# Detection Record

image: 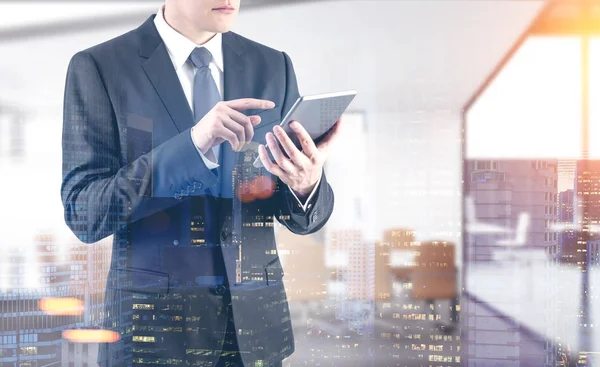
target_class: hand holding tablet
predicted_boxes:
[253,90,357,168]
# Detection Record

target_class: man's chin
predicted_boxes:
[206,17,237,33]
[203,25,233,34]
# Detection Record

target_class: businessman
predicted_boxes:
[61,0,337,366]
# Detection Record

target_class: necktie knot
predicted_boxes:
[189,47,213,69]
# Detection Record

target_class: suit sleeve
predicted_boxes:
[270,52,335,235]
[61,51,218,244]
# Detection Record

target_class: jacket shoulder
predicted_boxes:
[71,25,140,64]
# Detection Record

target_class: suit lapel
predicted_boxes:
[137,15,195,133]
[220,32,250,198]
[222,32,248,102]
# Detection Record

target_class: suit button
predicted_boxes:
[311,209,320,221]
[194,182,203,190]
[212,284,226,296]
[220,230,228,242]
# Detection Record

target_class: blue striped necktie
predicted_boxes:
[188,47,226,279]
[190,47,221,197]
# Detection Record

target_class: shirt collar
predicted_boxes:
[154,5,224,72]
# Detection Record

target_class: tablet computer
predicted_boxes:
[253,90,357,168]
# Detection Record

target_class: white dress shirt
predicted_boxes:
[154,6,319,211]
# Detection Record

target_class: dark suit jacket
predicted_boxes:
[61,14,334,367]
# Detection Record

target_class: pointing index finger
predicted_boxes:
[226,98,275,112]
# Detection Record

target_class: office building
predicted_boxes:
[465,159,558,261]
[464,159,557,365]
[375,228,417,300]
[328,229,374,335]
[574,160,600,239]
[558,189,576,261]
[559,189,575,223]
[0,231,112,366]
[276,228,327,303]
[558,160,576,194]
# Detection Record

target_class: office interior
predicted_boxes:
[0,0,599,366]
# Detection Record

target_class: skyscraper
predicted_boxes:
[559,189,575,223]
[465,159,558,260]
[375,228,416,300]
[464,159,558,365]
[276,228,327,303]
[328,229,374,335]
[574,160,600,237]
[573,160,600,353]
[558,189,577,264]
[558,160,576,194]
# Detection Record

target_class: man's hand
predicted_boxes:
[258,118,342,199]
[191,98,276,153]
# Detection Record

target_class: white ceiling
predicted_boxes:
[233,0,545,113]
[0,1,161,33]
[0,0,317,35]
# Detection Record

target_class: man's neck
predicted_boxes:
[163,5,216,45]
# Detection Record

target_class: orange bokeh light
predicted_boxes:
[62,329,121,343]
[237,176,275,203]
[237,181,255,203]
[253,175,276,199]
[39,298,84,316]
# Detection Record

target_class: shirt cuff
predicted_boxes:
[287,175,322,212]
[191,129,219,169]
